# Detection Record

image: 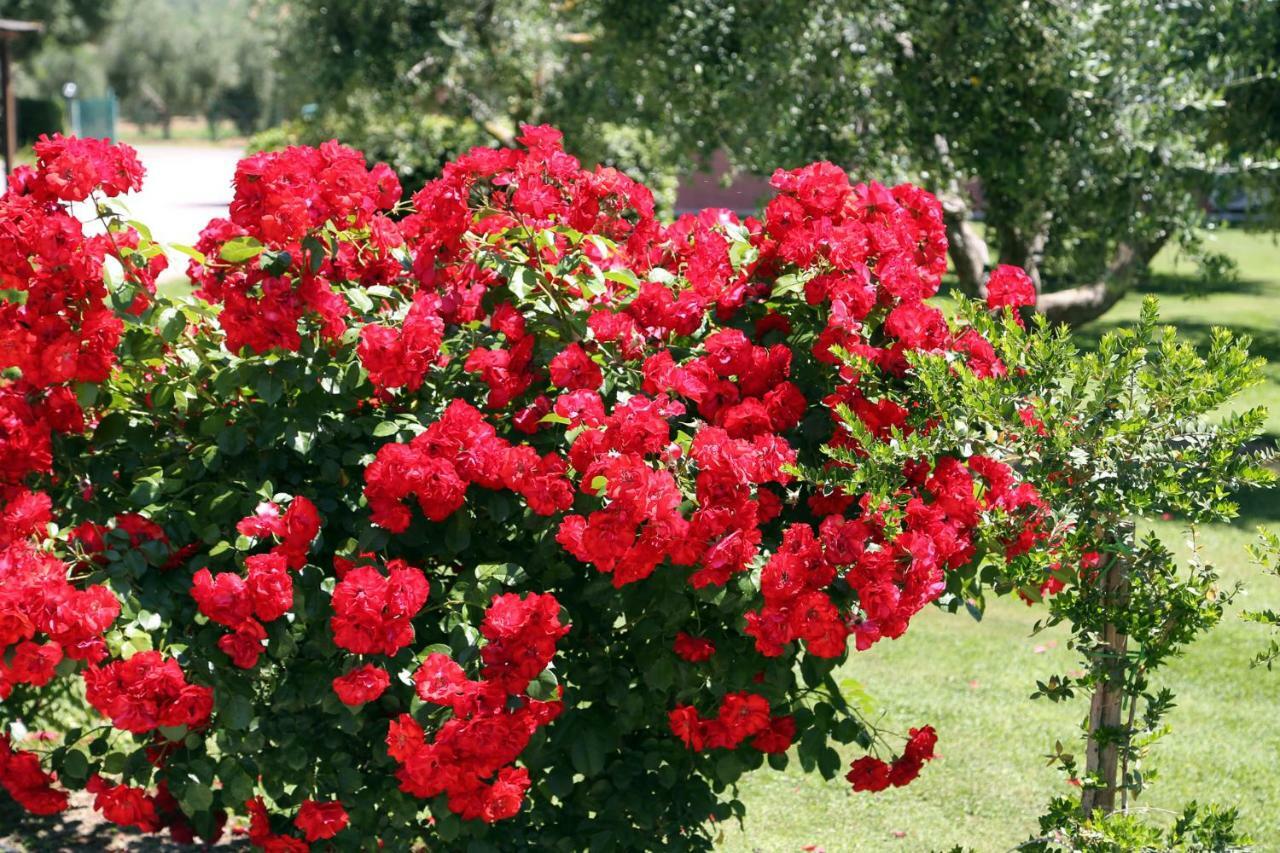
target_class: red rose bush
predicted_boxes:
[0,128,1060,849]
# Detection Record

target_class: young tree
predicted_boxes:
[100,0,277,138]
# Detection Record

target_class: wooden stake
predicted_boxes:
[1081,525,1132,818]
[0,19,46,177]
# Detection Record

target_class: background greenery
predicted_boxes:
[10,0,1280,326]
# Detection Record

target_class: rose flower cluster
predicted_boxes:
[338,127,1045,786]
[391,592,569,821]
[0,127,1058,850]
[190,496,320,668]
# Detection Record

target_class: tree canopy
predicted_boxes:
[575,0,1280,324]
[100,0,278,136]
[0,0,114,52]
[16,0,1280,325]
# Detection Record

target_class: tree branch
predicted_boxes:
[1036,237,1166,327]
[941,196,988,298]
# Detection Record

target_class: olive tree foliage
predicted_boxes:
[261,0,678,203]
[271,0,558,143]
[0,0,114,54]
[1209,1,1280,224]
[3,0,115,100]
[575,0,1280,325]
[101,0,277,137]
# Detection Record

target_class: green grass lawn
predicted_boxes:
[727,229,1280,851]
[1077,228,1280,440]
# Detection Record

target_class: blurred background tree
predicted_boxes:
[101,0,277,138]
[259,0,680,208]
[0,0,113,53]
[2,1,117,145]
[14,0,278,140]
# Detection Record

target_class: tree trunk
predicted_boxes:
[941,197,989,298]
[1037,279,1128,327]
[1081,526,1132,818]
[996,215,1051,294]
[1036,239,1165,327]
[931,135,990,298]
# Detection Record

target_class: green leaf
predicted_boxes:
[181,781,214,813]
[715,752,743,783]
[221,694,254,731]
[217,426,248,456]
[256,373,284,405]
[569,728,608,777]
[222,764,256,804]
[509,266,534,301]
[346,287,374,313]
[75,382,98,409]
[817,746,842,780]
[643,656,674,691]
[772,272,808,297]
[446,514,472,553]
[128,479,159,507]
[434,811,462,842]
[169,242,206,264]
[126,219,154,243]
[302,235,326,274]
[474,562,528,587]
[101,751,127,774]
[157,308,187,342]
[527,668,559,701]
[260,249,293,276]
[93,412,129,444]
[219,236,265,263]
[61,749,89,782]
[545,766,574,798]
[965,597,985,622]
[158,724,187,742]
[603,269,639,290]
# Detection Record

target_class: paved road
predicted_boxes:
[124,144,243,265]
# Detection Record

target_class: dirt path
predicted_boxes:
[0,791,249,851]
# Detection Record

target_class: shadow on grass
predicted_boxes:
[1140,271,1272,298]
[1236,474,1280,527]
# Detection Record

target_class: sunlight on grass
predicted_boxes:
[728,229,1280,851]
[1084,229,1280,438]
[728,520,1280,852]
